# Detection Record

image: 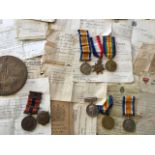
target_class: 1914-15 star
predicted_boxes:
[92,58,104,74]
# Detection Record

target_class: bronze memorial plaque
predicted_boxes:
[0,56,28,96]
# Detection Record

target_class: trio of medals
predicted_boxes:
[78,29,117,75]
[85,95,136,132]
[21,91,50,131]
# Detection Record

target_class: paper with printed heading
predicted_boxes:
[16,20,48,40]
[0,78,51,135]
[25,57,43,79]
[80,19,112,36]
[0,19,45,60]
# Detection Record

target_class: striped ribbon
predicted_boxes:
[122,96,135,116]
[24,91,42,114]
[98,96,113,114]
[103,36,116,59]
[78,29,91,61]
[90,35,104,58]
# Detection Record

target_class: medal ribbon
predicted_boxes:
[90,35,104,58]
[98,96,113,114]
[78,29,91,61]
[24,91,42,114]
[103,36,116,59]
[122,96,135,116]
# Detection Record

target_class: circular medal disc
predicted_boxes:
[86,104,99,117]
[80,62,91,75]
[123,118,136,132]
[21,115,37,131]
[37,111,50,125]
[102,115,115,130]
[105,59,117,72]
[0,56,28,96]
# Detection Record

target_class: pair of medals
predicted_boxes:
[98,96,115,130]
[21,91,50,131]
[85,96,115,130]
[78,30,117,75]
[122,96,136,132]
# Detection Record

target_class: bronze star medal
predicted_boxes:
[92,58,104,74]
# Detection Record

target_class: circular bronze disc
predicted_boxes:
[21,115,37,131]
[86,104,99,117]
[102,115,115,129]
[37,111,50,125]
[105,59,117,72]
[0,56,28,96]
[80,62,91,75]
[123,118,136,132]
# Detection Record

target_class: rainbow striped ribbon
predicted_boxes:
[90,35,104,58]
[78,30,92,61]
[122,96,135,116]
[98,96,113,114]
[103,36,116,59]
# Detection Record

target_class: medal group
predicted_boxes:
[0,20,140,135]
[78,29,117,75]
[78,29,137,132]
